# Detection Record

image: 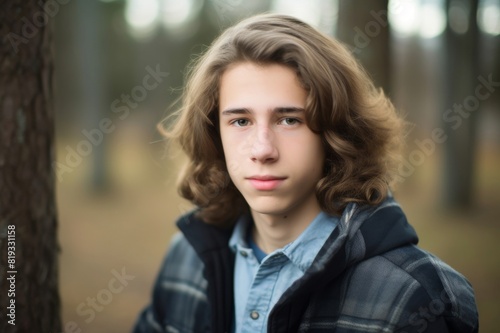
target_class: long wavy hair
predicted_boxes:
[164,13,405,226]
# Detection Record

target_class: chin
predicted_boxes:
[245,197,292,216]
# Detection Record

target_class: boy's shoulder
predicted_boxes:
[159,232,206,285]
[356,244,476,303]
[142,232,209,332]
[316,244,478,332]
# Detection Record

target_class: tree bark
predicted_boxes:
[0,1,61,332]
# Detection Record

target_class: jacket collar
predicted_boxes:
[177,211,236,333]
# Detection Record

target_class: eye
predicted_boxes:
[231,118,250,127]
[279,117,301,126]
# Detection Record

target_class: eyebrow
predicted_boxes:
[220,106,305,116]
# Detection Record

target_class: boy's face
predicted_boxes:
[219,62,325,218]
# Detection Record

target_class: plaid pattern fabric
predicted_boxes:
[133,198,478,333]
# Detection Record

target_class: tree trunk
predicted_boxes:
[442,0,479,208]
[0,1,61,332]
[337,0,391,93]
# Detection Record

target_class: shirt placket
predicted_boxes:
[240,254,287,333]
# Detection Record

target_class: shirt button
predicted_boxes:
[239,250,248,257]
[250,311,259,320]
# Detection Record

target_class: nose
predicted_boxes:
[250,126,278,163]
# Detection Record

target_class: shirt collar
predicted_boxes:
[229,214,252,252]
[281,211,338,272]
[229,211,339,272]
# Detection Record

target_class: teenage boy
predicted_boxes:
[133,14,478,333]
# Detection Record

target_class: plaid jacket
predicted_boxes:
[133,198,479,333]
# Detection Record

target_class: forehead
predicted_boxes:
[219,62,307,112]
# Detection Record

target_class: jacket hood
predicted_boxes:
[298,196,418,281]
[341,196,418,264]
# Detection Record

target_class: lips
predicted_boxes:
[247,175,287,191]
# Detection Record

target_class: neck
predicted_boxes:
[250,197,321,254]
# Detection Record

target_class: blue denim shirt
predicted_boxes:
[229,211,338,333]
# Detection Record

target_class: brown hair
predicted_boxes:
[164,13,405,226]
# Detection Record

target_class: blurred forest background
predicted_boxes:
[44,0,500,331]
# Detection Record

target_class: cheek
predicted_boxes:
[222,131,252,159]
[306,145,325,175]
[226,160,241,183]
[220,133,246,179]
[220,130,235,159]
[288,134,324,165]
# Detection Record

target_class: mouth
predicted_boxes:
[246,175,287,191]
